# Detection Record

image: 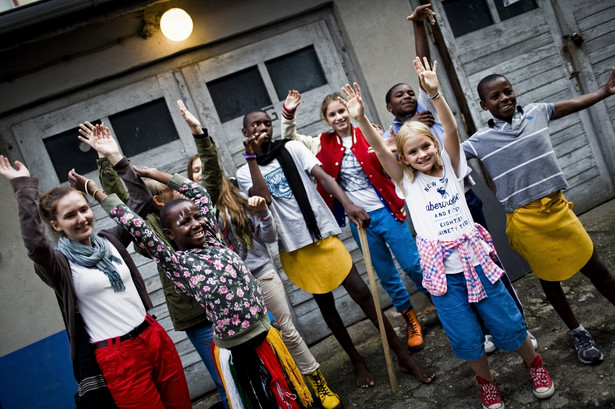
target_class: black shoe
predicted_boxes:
[568,327,604,365]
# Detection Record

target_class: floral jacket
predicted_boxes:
[103,174,269,348]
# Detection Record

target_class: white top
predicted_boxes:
[237,141,341,253]
[339,136,383,212]
[396,151,488,273]
[71,237,146,342]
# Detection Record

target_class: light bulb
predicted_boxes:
[160,8,193,42]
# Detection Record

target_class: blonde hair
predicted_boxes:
[395,121,443,182]
[217,176,253,247]
[143,177,167,197]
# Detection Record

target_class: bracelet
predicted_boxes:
[244,154,257,159]
[84,179,93,195]
[91,189,101,198]
[429,90,441,100]
[256,210,270,221]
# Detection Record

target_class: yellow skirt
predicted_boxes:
[280,236,352,294]
[506,191,593,281]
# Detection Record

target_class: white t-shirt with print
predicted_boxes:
[395,151,487,273]
[237,141,341,253]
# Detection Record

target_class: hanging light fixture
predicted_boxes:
[160,8,193,41]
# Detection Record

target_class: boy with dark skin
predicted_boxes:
[464,67,615,364]
[237,110,436,388]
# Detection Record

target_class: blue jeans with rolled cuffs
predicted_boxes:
[350,206,426,313]
[431,265,527,361]
[185,323,230,409]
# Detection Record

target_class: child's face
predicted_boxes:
[480,77,517,122]
[190,157,202,184]
[164,201,208,250]
[399,133,440,176]
[387,84,417,120]
[324,100,351,136]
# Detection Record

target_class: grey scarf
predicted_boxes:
[57,235,125,292]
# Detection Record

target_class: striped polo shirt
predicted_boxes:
[462,103,568,212]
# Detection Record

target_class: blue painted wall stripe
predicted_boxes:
[0,330,76,409]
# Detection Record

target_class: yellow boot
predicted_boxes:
[305,368,342,409]
[401,308,423,349]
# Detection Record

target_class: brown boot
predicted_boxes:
[401,308,423,349]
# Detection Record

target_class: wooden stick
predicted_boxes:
[358,226,398,393]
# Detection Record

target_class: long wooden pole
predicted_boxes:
[358,227,398,393]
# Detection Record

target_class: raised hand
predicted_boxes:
[284,90,302,111]
[78,122,122,164]
[413,57,439,97]
[407,3,436,24]
[339,82,365,121]
[0,155,30,180]
[385,126,399,153]
[605,66,615,96]
[177,100,203,135]
[243,129,268,155]
[246,195,268,214]
[68,168,92,194]
[371,123,385,136]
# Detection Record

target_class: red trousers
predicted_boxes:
[94,317,191,409]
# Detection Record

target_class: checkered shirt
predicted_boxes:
[417,223,505,303]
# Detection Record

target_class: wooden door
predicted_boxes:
[179,20,389,345]
[429,0,615,213]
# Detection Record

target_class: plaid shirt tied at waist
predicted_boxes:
[417,223,504,303]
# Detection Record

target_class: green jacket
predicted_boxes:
[96,131,223,331]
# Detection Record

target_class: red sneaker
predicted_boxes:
[476,371,504,409]
[525,354,555,399]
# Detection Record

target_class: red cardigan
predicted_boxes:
[316,127,406,224]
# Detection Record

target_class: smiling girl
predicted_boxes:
[0,124,190,409]
[342,57,556,409]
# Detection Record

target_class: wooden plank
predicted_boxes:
[574,2,614,24]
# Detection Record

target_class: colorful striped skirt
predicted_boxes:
[213,327,312,409]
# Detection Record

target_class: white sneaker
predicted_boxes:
[484,335,497,353]
[527,330,538,350]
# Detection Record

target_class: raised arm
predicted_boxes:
[413,57,461,175]
[178,100,223,204]
[281,90,322,154]
[408,4,435,76]
[1,156,67,287]
[552,67,615,120]
[243,131,272,203]
[74,123,153,219]
[341,83,405,185]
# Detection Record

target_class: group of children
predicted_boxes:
[2,4,615,409]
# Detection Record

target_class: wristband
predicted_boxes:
[84,179,93,195]
[91,189,101,198]
[244,154,257,160]
[429,90,441,100]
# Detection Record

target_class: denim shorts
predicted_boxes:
[431,265,527,361]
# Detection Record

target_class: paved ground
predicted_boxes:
[195,199,615,409]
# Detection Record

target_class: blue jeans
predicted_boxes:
[431,266,527,361]
[350,207,426,312]
[185,324,229,409]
